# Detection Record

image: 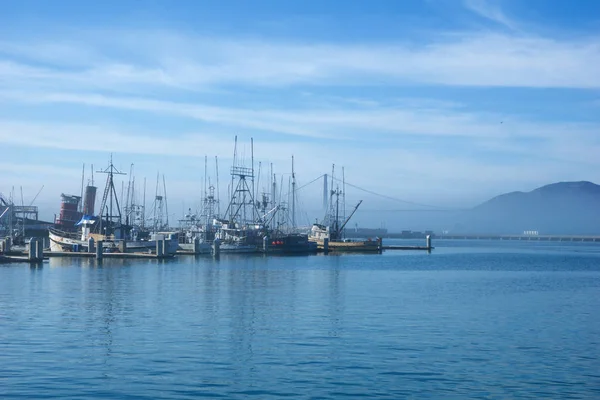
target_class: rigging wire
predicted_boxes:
[293,174,326,193]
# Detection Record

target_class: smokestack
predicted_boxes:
[83,185,97,215]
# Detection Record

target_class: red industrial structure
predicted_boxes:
[55,194,82,229]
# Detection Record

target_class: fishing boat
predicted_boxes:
[212,137,267,254]
[309,169,382,253]
[48,218,179,254]
[177,160,220,255]
[260,155,318,255]
[267,233,318,254]
[48,158,178,254]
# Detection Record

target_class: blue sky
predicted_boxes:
[1,0,599,227]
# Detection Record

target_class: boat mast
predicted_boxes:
[125,163,133,224]
[335,186,339,240]
[163,175,169,229]
[256,161,261,212]
[291,155,296,230]
[230,136,237,222]
[79,163,85,213]
[96,155,126,234]
[215,156,220,217]
[342,166,346,239]
[204,155,208,215]
[20,186,24,239]
[251,137,255,222]
[154,172,159,232]
[270,163,275,209]
[142,177,146,229]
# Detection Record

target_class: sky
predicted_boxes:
[1,0,599,228]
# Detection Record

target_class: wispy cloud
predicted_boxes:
[2,90,598,144]
[1,17,599,214]
[463,0,518,30]
[1,30,599,90]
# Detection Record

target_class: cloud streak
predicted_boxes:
[463,0,518,30]
[2,90,598,145]
[1,29,599,90]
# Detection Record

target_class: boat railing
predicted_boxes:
[49,227,80,240]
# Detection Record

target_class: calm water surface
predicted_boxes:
[1,240,599,399]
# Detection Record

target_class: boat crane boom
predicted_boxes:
[339,200,363,233]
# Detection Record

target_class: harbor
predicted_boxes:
[1,138,439,263]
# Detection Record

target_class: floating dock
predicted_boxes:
[3,250,174,260]
[381,235,433,252]
[0,255,47,264]
[382,245,433,251]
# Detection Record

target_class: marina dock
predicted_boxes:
[3,250,174,260]
[382,245,433,251]
[0,234,435,263]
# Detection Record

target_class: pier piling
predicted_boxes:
[212,238,221,257]
[96,240,103,260]
[88,237,95,254]
[323,238,329,254]
[156,239,164,257]
[35,239,43,260]
[426,235,432,250]
[28,238,43,262]
[28,238,36,261]
[193,237,200,254]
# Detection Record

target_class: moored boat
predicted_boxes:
[267,233,318,254]
[308,171,381,253]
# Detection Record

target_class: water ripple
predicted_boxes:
[1,244,599,398]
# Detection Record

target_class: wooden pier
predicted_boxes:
[2,249,174,261]
[0,255,47,264]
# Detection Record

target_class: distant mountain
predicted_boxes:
[453,181,600,235]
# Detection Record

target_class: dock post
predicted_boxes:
[28,238,36,261]
[35,238,43,261]
[156,239,164,257]
[0,239,4,253]
[119,240,127,253]
[193,237,200,254]
[378,237,383,253]
[88,237,95,254]
[323,238,329,254]
[263,235,269,253]
[212,238,221,257]
[426,235,432,250]
[162,238,167,257]
[96,240,103,260]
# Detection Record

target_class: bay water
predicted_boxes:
[1,239,599,398]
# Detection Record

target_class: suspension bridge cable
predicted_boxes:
[330,175,448,210]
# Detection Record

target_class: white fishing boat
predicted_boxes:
[49,158,179,255]
[49,217,179,254]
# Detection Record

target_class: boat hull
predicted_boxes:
[178,242,212,254]
[313,238,382,252]
[267,234,318,254]
[216,243,259,253]
[48,230,179,254]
